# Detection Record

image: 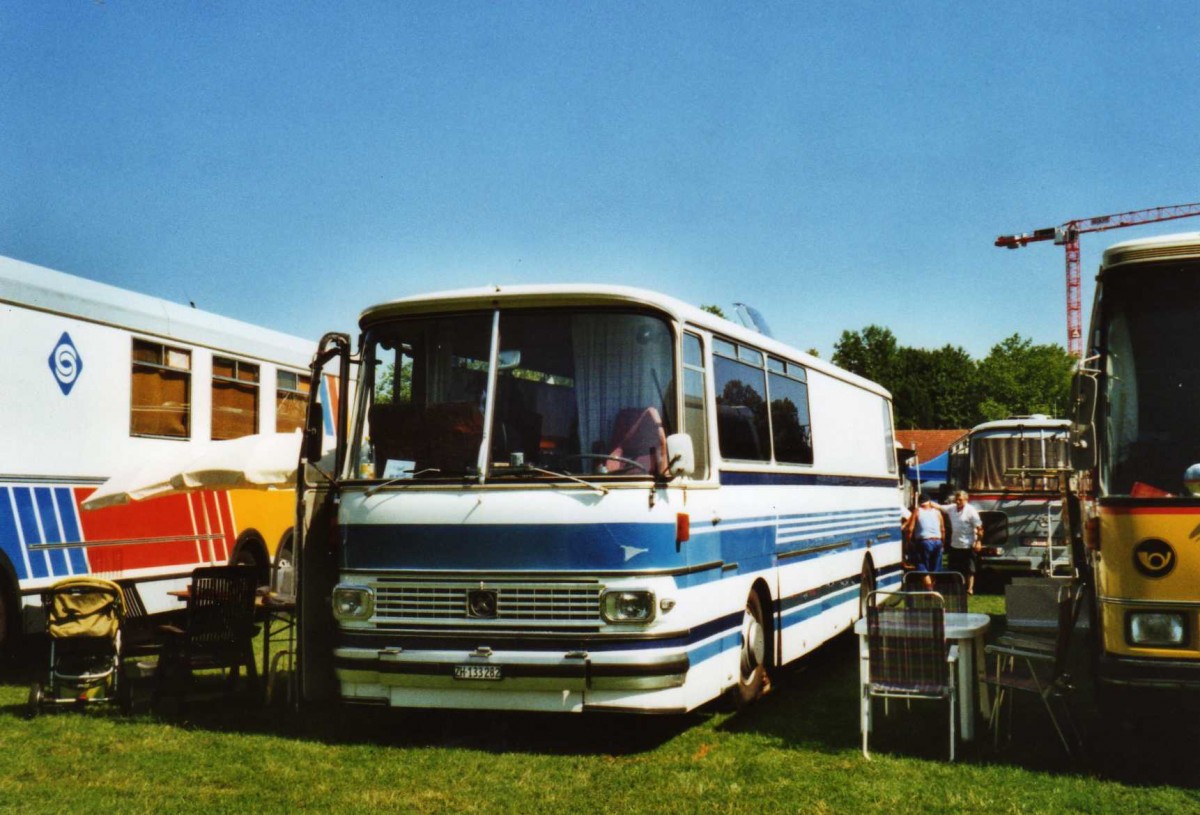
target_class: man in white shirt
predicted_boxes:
[941,490,984,594]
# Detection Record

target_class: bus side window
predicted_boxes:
[682,333,709,477]
[131,338,192,438]
[768,359,812,465]
[713,338,769,463]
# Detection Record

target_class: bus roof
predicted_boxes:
[969,415,1069,435]
[1101,232,1200,271]
[0,255,314,368]
[359,283,891,399]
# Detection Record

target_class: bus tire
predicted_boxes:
[231,534,269,587]
[859,555,877,617]
[732,589,770,708]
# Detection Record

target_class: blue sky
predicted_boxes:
[3,2,1199,359]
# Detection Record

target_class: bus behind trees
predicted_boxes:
[1071,232,1200,695]
[0,256,323,654]
[296,284,903,713]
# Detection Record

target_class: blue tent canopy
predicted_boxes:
[905,450,949,484]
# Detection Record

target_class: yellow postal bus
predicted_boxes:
[1072,232,1200,694]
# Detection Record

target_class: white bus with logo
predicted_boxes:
[0,255,333,654]
[296,284,904,713]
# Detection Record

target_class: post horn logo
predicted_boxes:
[48,332,83,396]
[1133,538,1176,578]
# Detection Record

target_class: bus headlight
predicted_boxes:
[332,585,375,621]
[1128,612,1187,647]
[601,589,656,623]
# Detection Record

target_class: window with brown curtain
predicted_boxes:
[276,370,311,433]
[131,339,192,438]
[212,356,260,439]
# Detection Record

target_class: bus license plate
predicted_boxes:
[454,664,502,681]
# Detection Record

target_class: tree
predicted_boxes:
[833,325,1071,429]
[976,335,1074,421]
[832,325,901,388]
[700,304,726,319]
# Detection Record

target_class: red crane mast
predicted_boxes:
[995,202,1200,357]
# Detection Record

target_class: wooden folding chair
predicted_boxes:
[154,566,260,703]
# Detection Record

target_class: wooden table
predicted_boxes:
[855,611,992,741]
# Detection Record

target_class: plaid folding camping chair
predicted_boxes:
[861,590,958,761]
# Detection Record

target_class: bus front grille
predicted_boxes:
[372,580,604,624]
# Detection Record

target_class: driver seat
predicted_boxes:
[607,407,666,474]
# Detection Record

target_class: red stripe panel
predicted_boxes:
[74,488,203,573]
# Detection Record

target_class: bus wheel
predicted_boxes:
[859,557,877,617]
[232,541,268,588]
[733,590,769,708]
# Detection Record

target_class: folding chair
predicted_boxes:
[154,566,260,703]
[861,590,958,761]
[901,571,967,613]
[985,582,1082,756]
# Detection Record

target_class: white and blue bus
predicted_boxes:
[298,285,904,713]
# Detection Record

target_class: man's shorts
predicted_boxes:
[946,546,977,575]
[913,538,943,573]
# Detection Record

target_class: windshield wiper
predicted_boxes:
[364,468,443,496]
[489,465,608,496]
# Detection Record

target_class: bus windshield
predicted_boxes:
[1103,265,1200,496]
[355,309,675,481]
[968,434,1068,492]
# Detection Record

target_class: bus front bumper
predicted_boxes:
[1098,652,1200,691]
[333,645,692,711]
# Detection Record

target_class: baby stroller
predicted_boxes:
[27,577,128,716]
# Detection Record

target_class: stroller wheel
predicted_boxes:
[26,682,43,719]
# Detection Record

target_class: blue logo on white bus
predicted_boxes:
[48,331,83,395]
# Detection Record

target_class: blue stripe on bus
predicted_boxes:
[0,488,27,581]
[342,517,901,584]
[719,472,900,488]
[341,523,681,572]
[34,488,70,577]
[53,487,89,574]
[13,488,48,579]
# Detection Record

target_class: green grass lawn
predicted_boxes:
[0,591,1196,815]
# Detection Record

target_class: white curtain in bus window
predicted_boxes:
[276,371,311,433]
[713,338,770,462]
[212,356,260,440]
[768,359,813,465]
[570,314,672,469]
[131,339,192,438]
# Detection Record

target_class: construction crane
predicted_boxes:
[995,202,1200,357]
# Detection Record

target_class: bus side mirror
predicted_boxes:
[303,400,325,464]
[1069,373,1097,470]
[665,433,695,478]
